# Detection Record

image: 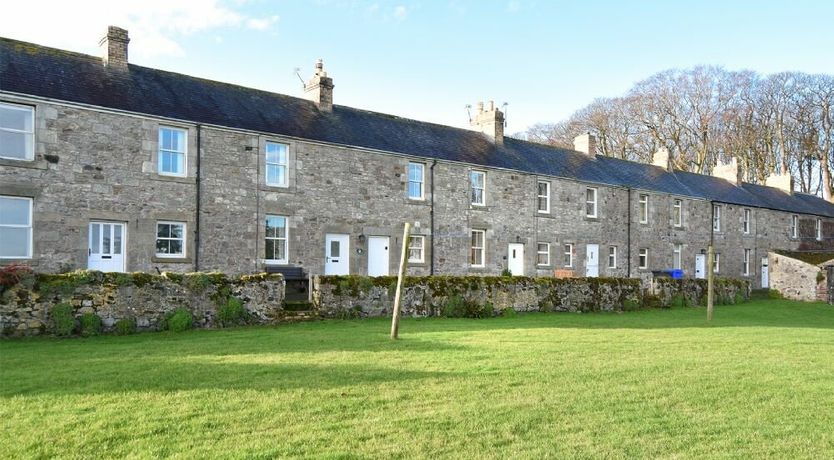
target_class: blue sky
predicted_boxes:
[3,0,833,133]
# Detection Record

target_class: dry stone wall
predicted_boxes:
[0,270,284,337]
[652,277,751,306]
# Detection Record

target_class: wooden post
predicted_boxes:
[707,244,714,321]
[390,223,411,340]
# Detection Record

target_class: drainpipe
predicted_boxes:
[627,187,632,278]
[194,124,202,271]
[430,159,437,275]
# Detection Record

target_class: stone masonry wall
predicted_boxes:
[652,277,751,307]
[0,270,284,337]
[768,252,824,302]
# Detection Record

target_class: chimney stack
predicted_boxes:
[304,59,334,112]
[652,147,674,172]
[99,26,129,70]
[765,173,794,195]
[470,100,504,145]
[573,133,597,157]
[712,157,742,185]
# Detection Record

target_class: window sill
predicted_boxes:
[149,174,195,185]
[0,157,47,169]
[152,256,191,264]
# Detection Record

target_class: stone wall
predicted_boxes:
[312,275,643,317]
[652,277,751,307]
[0,270,284,337]
[768,252,826,302]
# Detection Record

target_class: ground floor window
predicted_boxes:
[155,221,186,257]
[743,249,751,276]
[408,235,425,263]
[265,215,288,263]
[470,230,485,267]
[0,195,32,259]
[714,253,721,273]
[537,243,550,266]
[563,243,573,267]
[638,248,648,269]
[673,244,682,270]
[608,246,616,269]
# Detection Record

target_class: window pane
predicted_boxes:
[0,227,30,257]
[265,239,275,259]
[156,239,169,254]
[114,225,122,254]
[266,165,279,185]
[91,224,100,254]
[0,130,32,159]
[157,224,170,238]
[170,224,183,239]
[276,165,286,185]
[408,164,423,182]
[173,152,184,174]
[102,224,111,254]
[169,240,183,255]
[0,197,30,225]
[0,105,33,131]
[471,188,483,204]
[408,181,422,198]
[331,240,340,258]
[275,240,286,260]
[471,172,483,188]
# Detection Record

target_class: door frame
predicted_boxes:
[87,221,127,272]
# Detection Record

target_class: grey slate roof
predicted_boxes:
[3,36,834,217]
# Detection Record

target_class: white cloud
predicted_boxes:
[0,0,278,59]
[393,5,408,21]
[246,15,280,31]
[507,1,521,13]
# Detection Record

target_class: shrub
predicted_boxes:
[670,294,686,308]
[623,298,640,312]
[0,263,34,289]
[734,293,745,304]
[165,308,194,332]
[642,293,662,309]
[114,318,137,335]
[441,295,493,318]
[218,297,246,327]
[335,305,363,320]
[501,307,518,317]
[500,268,512,277]
[441,294,466,318]
[477,302,494,319]
[51,303,76,337]
[79,313,102,337]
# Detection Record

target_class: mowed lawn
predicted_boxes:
[1,300,833,458]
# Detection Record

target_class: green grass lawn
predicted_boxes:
[1,300,833,458]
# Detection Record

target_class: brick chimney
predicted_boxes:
[712,157,742,185]
[573,133,597,157]
[471,101,504,145]
[99,26,129,70]
[765,172,794,194]
[304,59,334,112]
[652,147,673,172]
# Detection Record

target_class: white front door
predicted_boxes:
[761,257,769,288]
[585,244,599,277]
[508,243,524,276]
[325,233,350,275]
[695,254,706,279]
[88,222,126,272]
[367,236,390,276]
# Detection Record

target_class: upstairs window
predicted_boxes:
[816,218,822,241]
[265,215,288,264]
[265,142,289,187]
[639,194,649,223]
[407,162,425,200]
[408,235,425,263]
[712,205,721,232]
[673,199,683,227]
[155,221,186,258]
[537,243,550,266]
[743,209,751,234]
[0,102,35,161]
[470,229,485,267]
[158,127,187,177]
[470,171,485,206]
[537,181,550,213]
[585,188,598,218]
[790,215,798,239]
[0,195,33,259]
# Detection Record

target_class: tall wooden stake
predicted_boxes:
[707,244,715,321]
[390,223,411,340]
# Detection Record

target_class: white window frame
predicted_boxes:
[673,199,683,227]
[585,188,598,218]
[0,195,33,259]
[537,242,550,266]
[713,205,721,232]
[407,162,425,200]
[608,246,617,269]
[639,194,649,224]
[743,209,751,234]
[638,248,648,269]
[537,181,550,213]
[563,243,574,268]
[407,235,425,263]
[743,249,751,276]
[673,244,682,270]
[155,221,187,258]
[158,126,188,177]
[265,141,289,187]
[714,253,721,273]
[0,102,35,161]
[470,229,485,267]
[264,215,289,264]
[816,218,822,241]
[470,170,486,206]
[791,215,798,239]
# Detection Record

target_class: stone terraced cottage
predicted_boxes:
[2,26,834,289]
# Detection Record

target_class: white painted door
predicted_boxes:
[585,244,599,277]
[325,234,350,275]
[508,243,524,276]
[88,222,126,272]
[761,257,769,288]
[695,254,706,279]
[367,236,390,276]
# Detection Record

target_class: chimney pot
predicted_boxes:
[304,59,334,112]
[470,100,504,145]
[99,26,129,70]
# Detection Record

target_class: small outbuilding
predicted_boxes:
[767,251,834,302]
